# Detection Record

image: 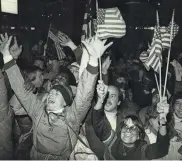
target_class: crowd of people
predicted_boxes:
[0,29,181,160]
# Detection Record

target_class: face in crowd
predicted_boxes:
[152,93,160,105]
[174,98,182,119]
[46,89,66,115]
[68,66,79,83]
[104,86,121,112]
[28,70,44,88]
[33,59,45,71]
[149,114,160,132]
[120,117,141,145]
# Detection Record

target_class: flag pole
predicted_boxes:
[46,23,52,45]
[156,10,162,101]
[154,73,160,96]
[163,9,175,97]
[44,23,52,56]
[96,0,102,81]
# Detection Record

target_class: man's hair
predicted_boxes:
[23,65,42,81]
[172,91,182,106]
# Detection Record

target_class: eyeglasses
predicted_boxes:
[122,124,139,134]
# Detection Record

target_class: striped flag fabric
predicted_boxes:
[81,0,95,41]
[48,28,66,60]
[160,21,179,49]
[96,7,126,39]
[145,26,163,72]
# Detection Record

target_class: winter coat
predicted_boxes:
[92,108,169,160]
[5,60,98,160]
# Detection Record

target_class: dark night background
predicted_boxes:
[0,0,182,60]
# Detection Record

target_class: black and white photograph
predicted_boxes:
[0,0,182,160]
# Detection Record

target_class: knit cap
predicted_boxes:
[51,85,73,106]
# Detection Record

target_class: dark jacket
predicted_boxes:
[0,70,13,159]
[93,108,170,160]
[5,60,98,160]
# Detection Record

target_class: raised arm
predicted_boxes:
[0,37,13,159]
[142,131,169,160]
[92,81,114,145]
[58,32,82,64]
[66,36,113,127]
[142,99,170,159]
[1,34,44,119]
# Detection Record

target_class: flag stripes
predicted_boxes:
[48,29,66,60]
[160,22,179,49]
[143,27,163,72]
[96,7,126,39]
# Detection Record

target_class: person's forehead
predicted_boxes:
[49,89,62,95]
[108,86,119,95]
[175,99,182,103]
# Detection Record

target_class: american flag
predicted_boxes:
[145,26,163,72]
[81,0,95,41]
[160,21,179,49]
[96,7,126,39]
[48,28,66,60]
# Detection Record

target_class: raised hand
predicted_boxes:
[157,97,169,123]
[0,33,12,57]
[82,35,113,60]
[96,80,108,103]
[10,37,22,59]
[58,32,71,46]
[102,56,111,74]
[58,32,77,51]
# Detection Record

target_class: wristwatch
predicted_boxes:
[160,123,167,127]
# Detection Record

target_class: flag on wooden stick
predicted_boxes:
[160,21,179,49]
[96,7,126,39]
[144,26,163,72]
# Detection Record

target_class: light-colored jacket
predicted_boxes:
[0,70,13,159]
[5,60,98,160]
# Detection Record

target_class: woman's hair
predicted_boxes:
[144,105,158,128]
[119,115,145,140]
[145,104,175,139]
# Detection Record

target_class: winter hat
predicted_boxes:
[51,85,73,106]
